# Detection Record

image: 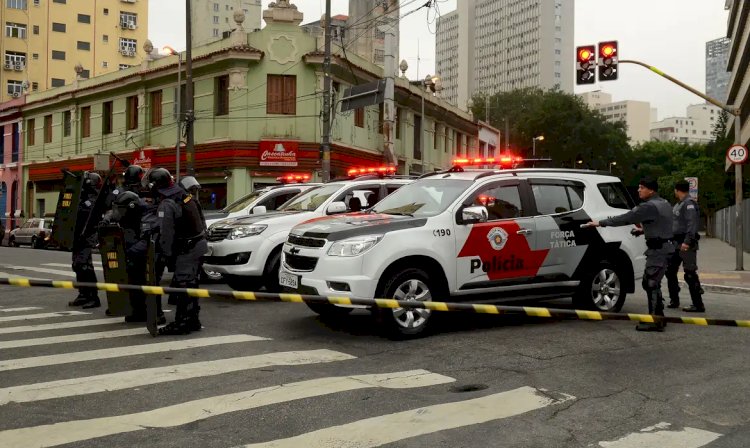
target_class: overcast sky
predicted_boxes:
[149,0,730,120]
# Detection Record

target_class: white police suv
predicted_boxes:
[280,165,647,337]
[204,169,414,292]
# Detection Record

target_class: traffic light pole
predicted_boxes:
[619,59,743,271]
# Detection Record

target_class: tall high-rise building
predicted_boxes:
[706,37,731,103]
[347,0,399,68]
[436,0,574,110]
[0,0,149,103]
[191,0,262,48]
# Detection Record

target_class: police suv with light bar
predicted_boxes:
[280,159,647,337]
[203,167,413,292]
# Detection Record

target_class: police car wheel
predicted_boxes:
[263,250,283,293]
[574,262,626,312]
[376,268,437,338]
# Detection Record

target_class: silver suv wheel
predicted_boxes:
[591,268,621,311]
[391,279,432,330]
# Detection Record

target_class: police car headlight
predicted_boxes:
[227,224,267,240]
[327,235,383,257]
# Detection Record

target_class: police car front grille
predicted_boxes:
[287,234,326,248]
[285,254,318,271]
[207,228,231,242]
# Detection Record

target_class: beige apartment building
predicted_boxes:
[726,0,749,146]
[578,91,653,146]
[0,0,148,103]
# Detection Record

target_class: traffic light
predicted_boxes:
[576,45,596,85]
[598,41,618,81]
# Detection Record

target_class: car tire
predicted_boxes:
[224,274,260,292]
[375,267,439,339]
[9,236,17,247]
[573,261,627,312]
[263,249,283,293]
[306,302,354,318]
[31,236,39,249]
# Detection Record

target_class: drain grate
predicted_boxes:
[450,384,489,393]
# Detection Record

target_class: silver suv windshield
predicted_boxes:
[280,184,340,212]
[222,190,265,213]
[371,179,472,217]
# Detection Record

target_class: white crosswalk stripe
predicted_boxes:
[0,264,80,278]
[0,311,90,323]
[0,328,147,349]
[598,422,722,447]
[43,263,103,272]
[0,318,125,335]
[0,370,455,448]
[0,349,356,406]
[0,307,43,313]
[239,386,574,448]
[0,334,267,371]
[0,272,48,281]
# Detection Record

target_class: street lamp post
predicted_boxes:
[164,46,182,182]
[609,161,617,173]
[532,135,544,158]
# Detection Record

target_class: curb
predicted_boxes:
[679,281,750,296]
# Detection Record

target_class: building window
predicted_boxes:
[52,0,66,3]
[102,101,113,134]
[80,69,89,78]
[266,75,296,115]
[51,22,66,32]
[150,90,162,127]
[444,127,450,153]
[63,110,71,137]
[395,108,401,139]
[78,14,91,24]
[77,41,90,51]
[44,114,52,143]
[6,0,27,10]
[213,16,219,24]
[414,115,422,160]
[5,23,27,39]
[103,8,108,15]
[7,80,23,97]
[81,106,91,137]
[378,103,384,134]
[119,38,137,55]
[213,2,219,11]
[11,123,19,162]
[354,108,364,128]
[27,118,34,145]
[51,50,66,60]
[120,12,137,29]
[434,123,439,149]
[33,25,39,34]
[213,28,219,37]
[215,75,229,116]
[31,81,38,91]
[4,52,26,68]
[126,95,138,130]
[103,34,109,43]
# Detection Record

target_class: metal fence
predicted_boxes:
[712,198,750,252]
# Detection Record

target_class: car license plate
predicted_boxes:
[279,271,299,289]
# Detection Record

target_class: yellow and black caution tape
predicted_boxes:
[1,276,749,328]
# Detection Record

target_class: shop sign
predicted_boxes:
[259,141,298,167]
[133,149,154,169]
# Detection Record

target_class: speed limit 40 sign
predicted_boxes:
[727,144,748,164]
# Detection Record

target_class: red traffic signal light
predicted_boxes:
[576,45,596,85]
[598,41,618,81]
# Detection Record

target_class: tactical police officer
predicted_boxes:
[123,165,144,192]
[584,177,674,332]
[69,172,103,309]
[144,168,207,335]
[666,180,704,312]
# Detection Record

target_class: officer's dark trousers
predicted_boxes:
[641,245,673,327]
[127,259,147,317]
[171,239,208,325]
[666,241,703,308]
[72,246,98,298]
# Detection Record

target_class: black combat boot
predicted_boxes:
[683,272,705,312]
[68,294,88,306]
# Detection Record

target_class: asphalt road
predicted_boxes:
[0,245,749,448]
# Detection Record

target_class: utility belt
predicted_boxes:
[673,233,699,247]
[177,232,206,253]
[645,238,671,250]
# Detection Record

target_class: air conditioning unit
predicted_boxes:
[128,23,137,30]
[120,21,129,29]
[14,64,23,71]
[127,50,135,57]
[11,92,20,98]
[3,64,11,70]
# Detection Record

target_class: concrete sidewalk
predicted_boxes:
[684,236,750,295]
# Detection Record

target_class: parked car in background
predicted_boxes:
[8,218,54,249]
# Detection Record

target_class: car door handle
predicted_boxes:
[516,229,533,235]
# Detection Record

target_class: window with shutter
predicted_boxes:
[267,75,296,115]
[81,106,91,137]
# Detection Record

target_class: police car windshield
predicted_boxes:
[222,190,265,213]
[372,179,472,217]
[280,184,340,212]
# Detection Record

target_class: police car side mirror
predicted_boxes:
[327,202,347,215]
[460,206,489,225]
[251,206,267,215]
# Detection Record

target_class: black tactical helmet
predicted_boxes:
[123,165,144,187]
[142,167,173,192]
[111,191,142,222]
[83,171,102,189]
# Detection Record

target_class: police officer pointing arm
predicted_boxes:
[583,177,674,332]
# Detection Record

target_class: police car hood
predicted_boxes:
[291,213,427,241]
[212,210,313,229]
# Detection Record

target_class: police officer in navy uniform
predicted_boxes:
[144,168,207,335]
[69,172,103,309]
[584,177,675,332]
[666,180,704,312]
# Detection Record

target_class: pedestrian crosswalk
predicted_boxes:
[0,262,102,280]
[0,303,726,448]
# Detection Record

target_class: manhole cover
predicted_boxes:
[450,384,488,393]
